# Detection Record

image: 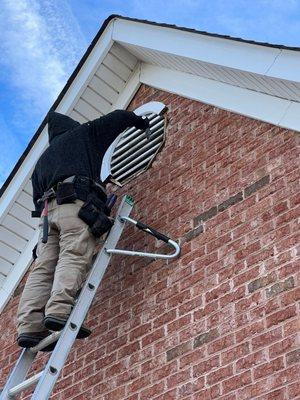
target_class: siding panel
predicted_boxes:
[74,99,102,121]
[82,87,111,114]
[0,226,27,252]
[0,242,20,264]
[3,215,35,240]
[95,64,126,92]
[89,75,119,104]
[110,43,137,69]
[23,181,33,196]
[103,53,133,81]
[10,204,38,229]
[16,191,35,211]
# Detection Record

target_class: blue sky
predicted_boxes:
[1,0,300,188]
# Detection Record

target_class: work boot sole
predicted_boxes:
[17,332,57,352]
[44,316,91,339]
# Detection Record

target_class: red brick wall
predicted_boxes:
[1,84,299,399]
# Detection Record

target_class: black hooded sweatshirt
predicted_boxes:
[32,110,147,215]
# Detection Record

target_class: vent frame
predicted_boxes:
[101,101,167,186]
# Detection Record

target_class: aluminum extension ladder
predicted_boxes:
[0,195,180,400]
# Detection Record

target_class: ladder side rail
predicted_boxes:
[0,349,37,400]
[0,332,62,400]
[8,371,44,398]
[31,196,133,400]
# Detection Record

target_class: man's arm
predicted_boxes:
[88,109,149,149]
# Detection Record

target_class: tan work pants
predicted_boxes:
[17,199,97,335]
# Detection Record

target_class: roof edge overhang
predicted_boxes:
[1,14,300,199]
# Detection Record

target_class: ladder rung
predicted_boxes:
[8,371,44,397]
[30,331,62,353]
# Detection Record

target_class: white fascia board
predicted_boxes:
[140,63,299,132]
[0,230,39,313]
[279,101,300,131]
[267,49,300,83]
[113,19,281,77]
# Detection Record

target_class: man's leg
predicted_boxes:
[17,223,59,335]
[45,200,96,319]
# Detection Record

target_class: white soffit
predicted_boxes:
[120,44,300,103]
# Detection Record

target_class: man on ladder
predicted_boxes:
[17,109,149,350]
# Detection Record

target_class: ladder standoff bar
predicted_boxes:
[106,216,180,259]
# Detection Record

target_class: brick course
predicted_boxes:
[0,84,299,399]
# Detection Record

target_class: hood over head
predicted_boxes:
[47,111,80,143]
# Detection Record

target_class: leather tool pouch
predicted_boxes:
[78,193,112,238]
[56,182,77,205]
[90,213,113,238]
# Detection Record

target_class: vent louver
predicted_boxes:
[101,101,167,186]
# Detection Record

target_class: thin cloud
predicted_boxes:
[0,0,87,113]
[0,116,24,187]
[0,0,87,188]
[84,0,300,47]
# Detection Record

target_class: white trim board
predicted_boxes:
[113,19,300,83]
[267,49,300,82]
[140,63,300,132]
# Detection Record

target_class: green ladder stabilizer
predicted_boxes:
[0,195,180,400]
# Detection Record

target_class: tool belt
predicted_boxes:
[36,176,112,243]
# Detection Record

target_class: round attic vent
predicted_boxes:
[101,101,167,186]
